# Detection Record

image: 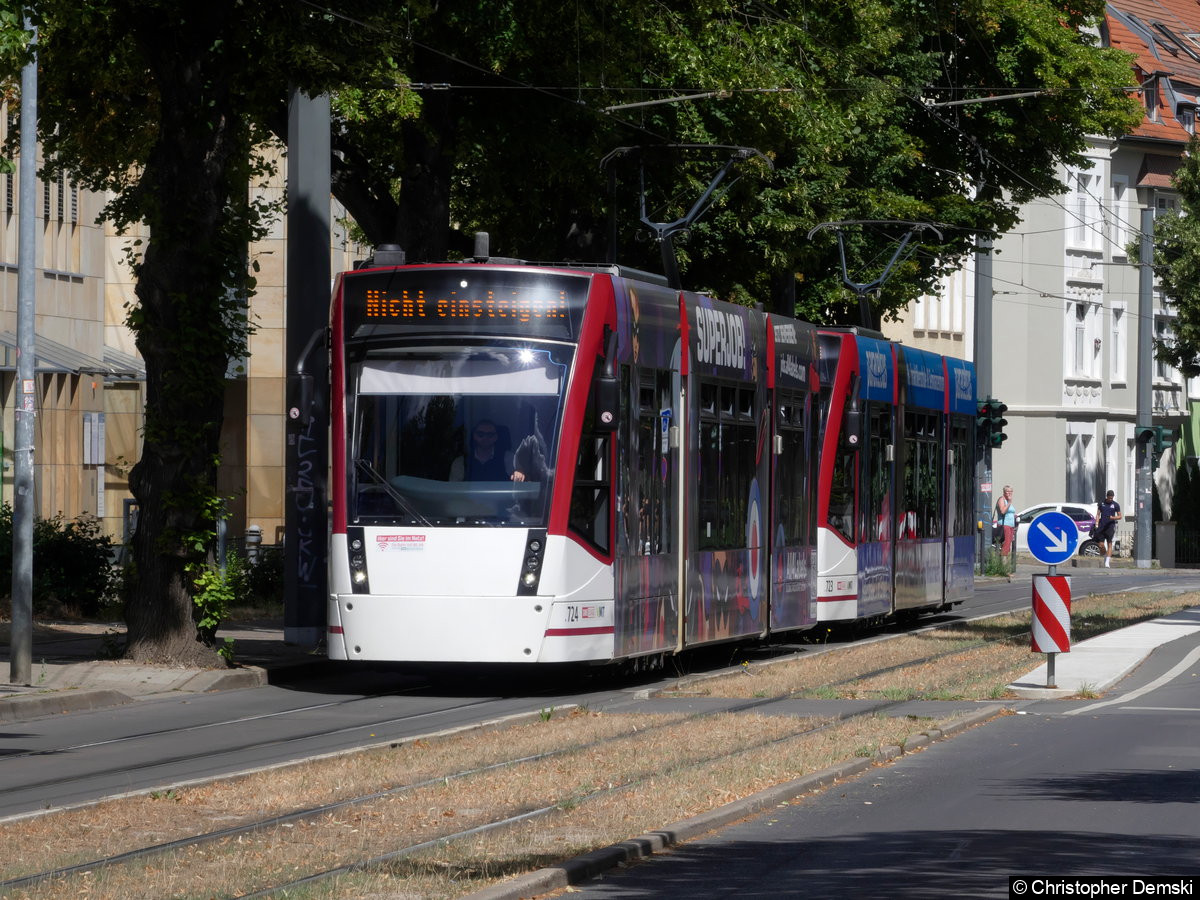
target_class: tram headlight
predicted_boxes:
[353,571,368,584]
[522,572,538,587]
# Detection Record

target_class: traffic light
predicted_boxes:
[987,398,1008,448]
[977,397,1008,449]
[1136,425,1176,466]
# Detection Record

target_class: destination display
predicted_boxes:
[343,269,591,340]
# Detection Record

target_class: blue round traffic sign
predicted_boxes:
[1025,511,1079,566]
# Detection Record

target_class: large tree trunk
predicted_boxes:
[121,17,254,667]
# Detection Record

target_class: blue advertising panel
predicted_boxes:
[901,345,948,411]
[856,336,894,404]
[945,356,976,415]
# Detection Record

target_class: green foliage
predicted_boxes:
[190,559,237,663]
[243,546,284,607]
[325,0,1142,324]
[1148,136,1200,378]
[0,1,411,662]
[981,546,1014,577]
[0,504,120,617]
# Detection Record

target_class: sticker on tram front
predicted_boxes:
[375,534,427,552]
[565,604,608,623]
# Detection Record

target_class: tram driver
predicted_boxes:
[449,419,516,482]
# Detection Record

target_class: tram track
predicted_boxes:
[3,587,1189,898]
[0,689,918,898]
[0,610,1038,897]
[0,691,511,817]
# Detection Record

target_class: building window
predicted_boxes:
[1157,194,1181,215]
[1066,297,1101,379]
[1180,105,1196,134]
[1155,317,1174,382]
[1110,177,1130,256]
[1111,304,1126,384]
[1074,305,1086,373]
[1070,169,1102,251]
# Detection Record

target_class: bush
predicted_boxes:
[0,503,120,617]
[981,546,1014,577]
[215,545,284,621]
[244,546,284,606]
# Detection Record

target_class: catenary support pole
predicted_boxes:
[283,89,331,646]
[974,236,993,572]
[1135,208,1153,569]
[9,22,36,686]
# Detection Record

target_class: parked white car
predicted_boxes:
[1011,502,1102,557]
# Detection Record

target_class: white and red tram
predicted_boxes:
[815,329,976,624]
[326,260,823,664]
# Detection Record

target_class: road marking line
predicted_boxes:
[1065,644,1200,716]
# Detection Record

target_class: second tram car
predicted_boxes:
[325,257,975,665]
[816,329,976,624]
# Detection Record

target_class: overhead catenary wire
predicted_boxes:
[298,0,1152,273]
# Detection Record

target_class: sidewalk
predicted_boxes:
[0,620,325,723]
[1007,605,1200,698]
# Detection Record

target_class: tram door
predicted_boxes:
[857,401,895,618]
[614,365,679,658]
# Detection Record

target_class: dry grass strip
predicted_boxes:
[1,590,1191,899]
[685,591,1198,701]
[0,711,958,900]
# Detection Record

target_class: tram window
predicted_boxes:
[630,369,674,555]
[900,410,944,539]
[700,382,717,414]
[720,385,736,417]
[348,344,570,527]
[947,418,972,538]
[698,420,721,550]
[697,378,755,550]
[775,391,808,545]
[738,388,754,420]
[827,385,856,543]
[570,428,611,554]
[863,405,892,542]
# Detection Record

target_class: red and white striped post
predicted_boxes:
[1032,574,1071,687]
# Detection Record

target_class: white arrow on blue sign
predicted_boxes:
[1025,510,1079,566]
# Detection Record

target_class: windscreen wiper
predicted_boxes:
[354,458,433,527]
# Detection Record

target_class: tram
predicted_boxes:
[815,329,976,624]
[326,256,822,664]
[324,253,975,665]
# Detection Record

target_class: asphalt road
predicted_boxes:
[553,613,1200,899]
[0,567,1197,822]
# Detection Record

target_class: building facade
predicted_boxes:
[0,115,365,551]
[886,0,1199,546]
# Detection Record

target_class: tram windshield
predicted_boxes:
[349,343,573,526]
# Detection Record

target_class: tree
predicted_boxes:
[0,2,406,665]
[324,0,1142,325]
[0,0,1143,664]
[1148,136,1200,378]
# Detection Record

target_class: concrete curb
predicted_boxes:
[464,705,1008,900]
[0,665,275,723]
[0,689,133,723]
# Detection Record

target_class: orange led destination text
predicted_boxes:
[364,289,568,322]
